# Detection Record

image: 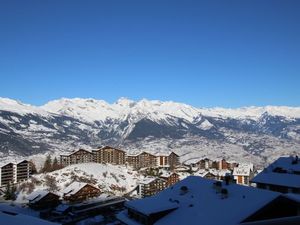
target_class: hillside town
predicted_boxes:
[0,145,300,224]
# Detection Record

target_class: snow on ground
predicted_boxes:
[16,163,145,203]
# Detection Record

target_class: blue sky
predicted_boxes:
[0,0,299,107]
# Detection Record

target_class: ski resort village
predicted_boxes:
[0,145,300,225]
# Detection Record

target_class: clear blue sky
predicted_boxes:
[0,0,299,107]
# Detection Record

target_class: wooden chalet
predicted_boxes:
[92,146,125,165]
[62,182,101,202]
[160,172,180,187]
[60,149,94,167]
[27,190,60,209]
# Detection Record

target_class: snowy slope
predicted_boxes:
[16,163,145,202]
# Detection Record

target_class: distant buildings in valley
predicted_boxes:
[0,160,32,187]
[60,146,180,170]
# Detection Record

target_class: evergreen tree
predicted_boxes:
[52,157,60,171]
[4,182,16,200]
[41,154,52,173]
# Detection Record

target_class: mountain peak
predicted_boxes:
[115,97,136,107]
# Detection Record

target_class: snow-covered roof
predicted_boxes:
[251,156,300,188]
[233,163,253,176]
[0,159,29,168]
[193,169,231,178]
[62,182,91,197]
[125,198,179,216]
[118,176,281,225]
[27,190,52,203]
[251,171,300,188]
[0,211,59,225]
[160,171,177,178]
[139,177,158,185]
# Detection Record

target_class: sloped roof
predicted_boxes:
[27,190,53,203]
[119,176,281,225]
[62,182,97,197]
[0,211,59,225]
[233,163,253,176]
[251,156,300,188]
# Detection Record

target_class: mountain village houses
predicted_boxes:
[1,152,300,225]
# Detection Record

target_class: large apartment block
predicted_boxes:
[138,177,167,198]
[92,146,125,165]
[60,147,180,170]
[127,151,180,170]
[60,149,94,167]
[0,160,31,187]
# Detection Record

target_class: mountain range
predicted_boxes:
[0,97,300,167]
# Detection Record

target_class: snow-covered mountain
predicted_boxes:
[1,97,300,166]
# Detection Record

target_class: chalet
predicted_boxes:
[62,182,100,202]
[0,163,15,187]
[203,171,217,180]
[192,158,209,169]
[27,190,60,209]
[138,177,167,198]
[92,146,125,165]
[160,172,180,187]
[193,168,231,182]
[251,156,300,194]
[60,149,94,167]
[117,176,300,225]
[233,163,254,185]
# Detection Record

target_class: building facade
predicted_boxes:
[138,178,167,198]
[60,149,94,167]
[92,146,125,165]
[63,182,101,202]
[0,160,31,187]
[160,172,180,187]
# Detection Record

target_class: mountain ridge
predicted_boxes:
[0,97,300,167]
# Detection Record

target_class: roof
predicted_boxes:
[233,163,253,176]
[62,182,96,197]
[125,198,179,216]
[119,176,281,225]
[0,211,59,225]
[160,171,178,178]
[251,156,300,188]
[93,145,125,153]
[68,149,93,156]
[193,169,231,178]
[139,177,158,185]
[154,151,179,157]
[27,190,53,203]
[251,170,300,188]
